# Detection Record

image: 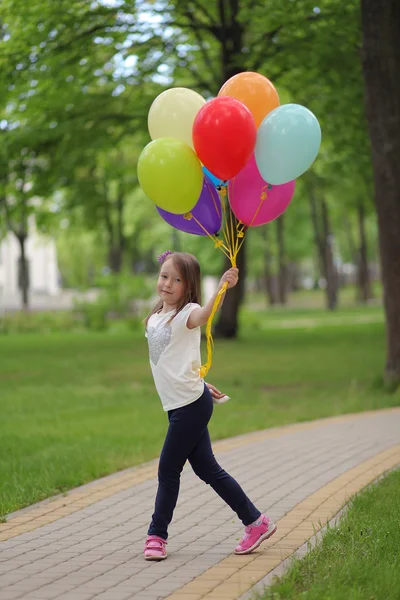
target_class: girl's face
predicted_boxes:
[157,258,185,310]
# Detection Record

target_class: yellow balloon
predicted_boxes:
[148,87,206,150]
[137,138,203,214]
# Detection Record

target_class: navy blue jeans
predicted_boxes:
[148,385,261,539]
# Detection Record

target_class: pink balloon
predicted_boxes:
[228,155,296,226]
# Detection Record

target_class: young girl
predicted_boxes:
[144,251,276,560]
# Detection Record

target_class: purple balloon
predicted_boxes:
[157,176,222,235]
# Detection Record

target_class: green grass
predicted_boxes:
[0,304,398,519]
[247,282,383,311]
[242,303,383,328]
[261,468,400,600]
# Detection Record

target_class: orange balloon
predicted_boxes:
[218,72,280,128]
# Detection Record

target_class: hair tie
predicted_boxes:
[157,250,173,263]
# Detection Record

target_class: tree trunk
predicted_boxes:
[214,11,245,338]
[308,186,339,311]
[361,0,400,384]
[287,262,301,292]
[17,234,29,310]
[104,182,125,274]
[356,203,372,303]
[313,251,321,290]
[254,277,263,293]
[321,200,339,311]
[108,246,123,273]
[276,215,287,305]
[343,216,358,268]
[263,226,278,306]
[324,241,338,310]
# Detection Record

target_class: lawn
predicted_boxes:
[1,303,398,518]
[261,468,400,600]
[246,282,383,311]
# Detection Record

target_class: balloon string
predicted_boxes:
[220,186,238,266]
[228,179,241,259]
[190,214,231,258]
[219,187,233,260]
[236,187,267,255]
[200,185,238,379]
[200,180,270,378]
[250,186,268,226]
[199,281,228,378]
[229,180,244,260]
[229,195,236,259]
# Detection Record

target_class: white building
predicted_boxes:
[0,216,60,308]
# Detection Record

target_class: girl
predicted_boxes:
[144,251,276,560]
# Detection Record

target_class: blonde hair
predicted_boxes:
[144,252,202,328]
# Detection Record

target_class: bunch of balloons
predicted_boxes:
[138,72,321,377]
[138,71,321,242]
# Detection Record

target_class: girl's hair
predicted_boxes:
[144,252,202,328]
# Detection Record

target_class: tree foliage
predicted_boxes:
[0,0,379,319]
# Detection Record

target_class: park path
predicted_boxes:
[0,408,399,600]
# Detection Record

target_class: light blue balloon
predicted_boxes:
[255,104,321,185]
[202,166,228,188]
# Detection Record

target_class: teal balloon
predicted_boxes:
[255,104,321,185]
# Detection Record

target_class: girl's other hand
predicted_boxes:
[206,383,225,400]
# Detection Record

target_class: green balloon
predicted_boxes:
[138,138,203,214]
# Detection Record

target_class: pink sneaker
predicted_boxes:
[234,515,277,555]
[144,535,167,561]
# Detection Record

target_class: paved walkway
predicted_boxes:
[0,409,399,600]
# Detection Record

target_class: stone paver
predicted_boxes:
[0,409,399,600]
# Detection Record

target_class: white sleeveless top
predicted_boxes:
[146,303,204,411]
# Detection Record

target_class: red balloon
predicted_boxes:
[192,97,257,181]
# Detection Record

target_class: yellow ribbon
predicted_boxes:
[199,182,239,378]
[198,182,268,378]
[199,281,228,378]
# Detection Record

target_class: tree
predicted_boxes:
[306,173,339,310]
[275,1,377,307]
[1,0,382,326]
[361,0,400,386]
[244,187,313,307]
[339,185,375,305]
[276,215,288,305]
[59,140,141,274]
[262,225,279,306]
[0,136,56,309]
[0,0,156,300]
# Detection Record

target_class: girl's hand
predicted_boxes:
[187,268,238,330]
[218,267,239,291]
[206,383,225,400]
